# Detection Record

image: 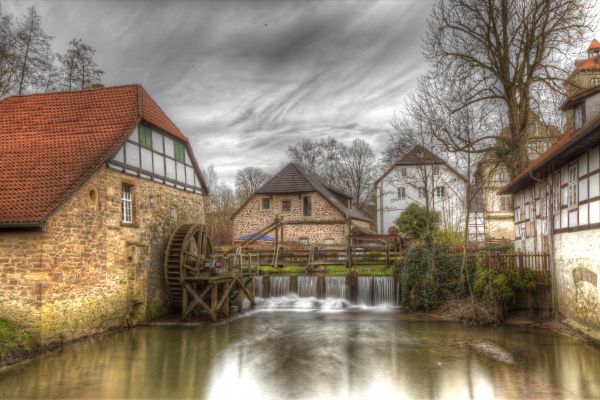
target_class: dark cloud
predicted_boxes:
[4,0,434,185]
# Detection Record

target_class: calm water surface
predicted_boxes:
[1,311,600,399]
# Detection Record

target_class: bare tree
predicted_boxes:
[425,0,594,175]
[235,167,270,202]
[287,137,341,184]
[0,5,17,97]
[14,7,53,95]
[59,38,103,90]
[337,138,379,212]
[204,165,237,245]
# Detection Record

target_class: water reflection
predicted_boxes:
[1,313,600,399]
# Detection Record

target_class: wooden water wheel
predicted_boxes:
[164,223,213,305]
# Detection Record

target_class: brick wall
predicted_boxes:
[0,165,205,344]
[232,192,368,244]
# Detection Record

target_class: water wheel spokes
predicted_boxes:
[164,223,213,307]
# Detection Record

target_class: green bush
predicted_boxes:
[394,203,440,240]
[395,240,466,310]
[0,318,34,362]
[473,259,537,309]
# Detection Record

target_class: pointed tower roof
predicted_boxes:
[587,38,600,53]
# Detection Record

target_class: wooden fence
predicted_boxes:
[215,242,404,268]
[483,252,551,285]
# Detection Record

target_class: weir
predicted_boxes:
[256,275,398,307]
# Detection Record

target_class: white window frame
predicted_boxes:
[433,166,440,175]
[552,173,561,215]
[575,104,585,130]
[418,187,425,198]
[435,186,445,198]
[499,195,512,212]
[121,184,133,224]
[397,187,406,199]
[568,163,578,209]
[400,167,407,177]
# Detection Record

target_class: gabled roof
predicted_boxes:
[233,163,370,222]
[396,145,446,165]
[0,84,207,226]
[588,39,600,53]
[374,145,466,186]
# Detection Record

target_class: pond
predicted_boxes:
[1,309,600,399]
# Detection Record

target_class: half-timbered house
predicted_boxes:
[0,85,207,343]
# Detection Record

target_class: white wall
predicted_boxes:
[376,164,468,235]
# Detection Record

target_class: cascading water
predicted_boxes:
[253,276,263,298]
[297,276,318,298]
[325,276,348,299]
[357,276,373,305]
[373,276,395,305]
[255,275,397,311]
[269,276,290,297]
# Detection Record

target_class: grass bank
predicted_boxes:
[0,318,36,367]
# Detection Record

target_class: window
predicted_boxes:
[575,104,585,130]
[299,237,309,245]
[498,167,509,182]
[261,197,271,210]
[435,186,445,198]
[139,126,152,149]
[282,200,291,212]
[171,206,177,220]
[174,142,186,162]
[400,167,407,177]
[323,239,334,246]
[528,142,539,153]
[552,173,561,214]
[568,163,578,209]
[499,195,512,211]
[433,166,440,175]
[397,187,406,199]
[591,77,600,86]
[418,187,426,198]
[527,123,537,135]
[121,184,133,224]
[303,195,312,216]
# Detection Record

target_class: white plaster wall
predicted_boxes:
[554,229,600,329]
[376,164,468,234]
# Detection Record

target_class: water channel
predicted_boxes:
[1,306,600,399]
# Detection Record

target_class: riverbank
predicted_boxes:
[0,318,37,367]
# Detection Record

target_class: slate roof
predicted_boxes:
[236,163,370,222]
[0,84,207,226]
[396,145,446,165]
[374,145,466,186]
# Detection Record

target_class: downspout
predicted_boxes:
[379,183,384,234]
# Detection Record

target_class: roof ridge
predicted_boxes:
[0,84,142,104]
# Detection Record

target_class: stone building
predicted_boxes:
[375,145,484,241]
[232,163,371,245]
[501,52,600,333]
[0,85,207,344]
[477,114,561,241]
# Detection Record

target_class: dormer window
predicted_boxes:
[574,103,585,130]
[139,126,152,149]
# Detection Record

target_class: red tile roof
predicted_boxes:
[588,39,600,53]
[575,57,600,71]
[0,84,195,225]
[500,128,574,194]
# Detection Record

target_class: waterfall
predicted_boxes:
[254,276,263,298]
[270,276,290,297]
[297,276,317,298]
[357,276,372,305]
[325,276,348,299]
[373,276,395,305]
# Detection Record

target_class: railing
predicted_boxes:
[214,242,405,268]
[483,252,550,284]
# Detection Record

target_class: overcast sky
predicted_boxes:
[3,0,435,185]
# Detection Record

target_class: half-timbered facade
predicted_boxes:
[0,85,207,344]
[502,65,600,331]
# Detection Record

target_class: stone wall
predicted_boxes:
[554,230,600,330]
[232,192,368,244]
[0,166,205,344]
